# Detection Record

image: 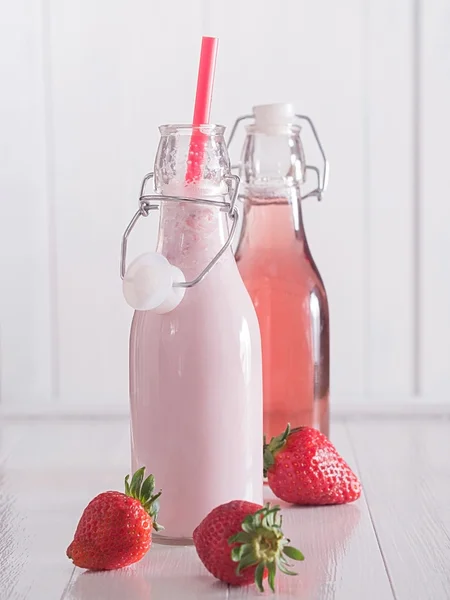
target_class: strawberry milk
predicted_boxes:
[128,125,263,544]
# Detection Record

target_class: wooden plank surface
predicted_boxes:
[1,416,449,598]
[228,424,394,599]
[0,421,129,599]
[348,418,450,600]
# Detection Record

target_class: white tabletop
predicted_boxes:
[0,413,449,599]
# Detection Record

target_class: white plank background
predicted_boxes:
[0,0,449,411]
[420,0,450,397]
[1,415,450,598]
[0,0,53,407]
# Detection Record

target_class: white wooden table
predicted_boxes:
[1,414,449,599]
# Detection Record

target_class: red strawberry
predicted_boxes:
[67,467,162,570]
[264,425,362,505]
[193,500,304,592]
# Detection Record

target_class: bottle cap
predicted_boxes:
[123,252,186,313]
[252,103,296,134]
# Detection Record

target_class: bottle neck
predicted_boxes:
[240,127,305,190]
[239,187,306,252]
[156,201,230,276]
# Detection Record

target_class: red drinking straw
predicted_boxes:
[185,36,219,184]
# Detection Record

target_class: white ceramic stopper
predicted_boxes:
[253,102,296,134]
[123,253,186,313]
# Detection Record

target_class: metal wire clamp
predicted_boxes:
[120,172,240,289]
[226,113,329,202]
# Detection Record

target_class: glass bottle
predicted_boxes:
[121,124,263,545]
[232,104,330,441]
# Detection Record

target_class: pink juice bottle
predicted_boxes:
[121,124,263,545]
[231,103,330,441]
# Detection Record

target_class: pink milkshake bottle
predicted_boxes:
[120,39,263,544]
[229,103,330,441]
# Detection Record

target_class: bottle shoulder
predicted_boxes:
[237,249,328,299]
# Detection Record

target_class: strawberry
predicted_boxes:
[66,467,162,570]
[264,425,362,505]
[193,500,304,592]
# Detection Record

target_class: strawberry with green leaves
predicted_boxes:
[193,500,304,592]
[264,425,362,505]
[67,467,162,570]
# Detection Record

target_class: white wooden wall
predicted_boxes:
[0,0,449,413]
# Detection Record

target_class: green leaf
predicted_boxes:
[228,531,252,545]
[140,474,155,501]
[262,506,280,527]
[241,515,255,533]
[265,425,292,466]
[231,546,242,562]
[148,490,162,507]
[124,474,131,496]
[146,496,160,515]
[130,467,145,498]
[237,544,252,560]
[281,423,291,441]
[151,503,160,519]
[278,563,297,577]
[152,519,164,532]
[262,512,272,528]
[268,561,276,592]
[264,448,274,466]
[254,563,265,593]
[283,546,305,561]
[252,513,261,529]
[289,426,303,435]
[237,548,259,574]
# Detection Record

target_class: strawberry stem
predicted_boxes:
[124,467,163,531]
[228,503,304,593]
